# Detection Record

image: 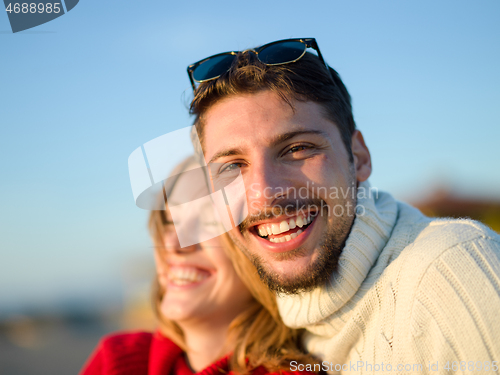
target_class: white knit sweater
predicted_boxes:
[277,182,500,374]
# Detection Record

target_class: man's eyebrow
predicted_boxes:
[208,130,328,164]
[208,148,244,165]
[270,130,329,146]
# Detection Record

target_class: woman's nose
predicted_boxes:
[163,230,198,254]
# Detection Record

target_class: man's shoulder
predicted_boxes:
[383,210,500,289]
[421,215,497,240]
[394,218,500,358]
[389,198,498,256]
[382,215,500,316]
[402,215,499,259]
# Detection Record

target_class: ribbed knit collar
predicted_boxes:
[276,181,398,328]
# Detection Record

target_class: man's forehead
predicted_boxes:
[203,92,295,128]
[206,127,333,165]
[202,91,333,156]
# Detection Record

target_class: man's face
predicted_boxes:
[202,90,371,294]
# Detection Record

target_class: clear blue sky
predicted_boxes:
[1,0,499,314]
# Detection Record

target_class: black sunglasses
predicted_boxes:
[187,37,331,91]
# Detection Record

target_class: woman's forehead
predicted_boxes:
[167,168,210,205]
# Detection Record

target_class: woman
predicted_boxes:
[80,156,318,375]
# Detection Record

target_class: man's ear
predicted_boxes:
[351,130,372,182]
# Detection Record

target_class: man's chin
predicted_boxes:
[248,247,333,295]
[230,217,348,294]
[264,249,316,277]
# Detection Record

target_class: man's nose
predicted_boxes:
[246,161,290,212]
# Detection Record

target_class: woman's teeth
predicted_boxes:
[168,267,209,286]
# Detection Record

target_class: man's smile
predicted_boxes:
[245,211,320,253]
[253,212,317,242]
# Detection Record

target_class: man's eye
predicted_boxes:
[220,162,242,174]
[286,145,310,154]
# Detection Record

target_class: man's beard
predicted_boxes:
[234,192,357,295]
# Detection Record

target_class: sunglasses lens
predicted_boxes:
[258,41,306,65]
[192,54,236,82]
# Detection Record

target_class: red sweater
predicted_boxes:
[79,331,306,375]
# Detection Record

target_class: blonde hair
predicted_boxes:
[148,158,319,374]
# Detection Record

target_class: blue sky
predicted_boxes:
[1,0,499,313]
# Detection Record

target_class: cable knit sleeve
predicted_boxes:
[409,234,500,373]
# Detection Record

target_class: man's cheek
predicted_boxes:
[249,198,263,214]
[229,226,245,242]
[227,227,256,260]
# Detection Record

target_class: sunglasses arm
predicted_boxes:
[307,39,333,82]
[187,66,196,91]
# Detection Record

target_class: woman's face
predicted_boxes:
[156,232,254,327]
[155,173,254,327]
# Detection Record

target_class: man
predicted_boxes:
[188,38,500,373]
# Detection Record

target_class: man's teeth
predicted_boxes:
[168,267,208,286]
[269,229,303,243]
[256,215,313,237]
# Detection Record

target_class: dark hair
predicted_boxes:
[189,51,356,159]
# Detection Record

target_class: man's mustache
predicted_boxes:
[238,198,324,233]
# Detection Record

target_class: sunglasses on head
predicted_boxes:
[187,37,331,91]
